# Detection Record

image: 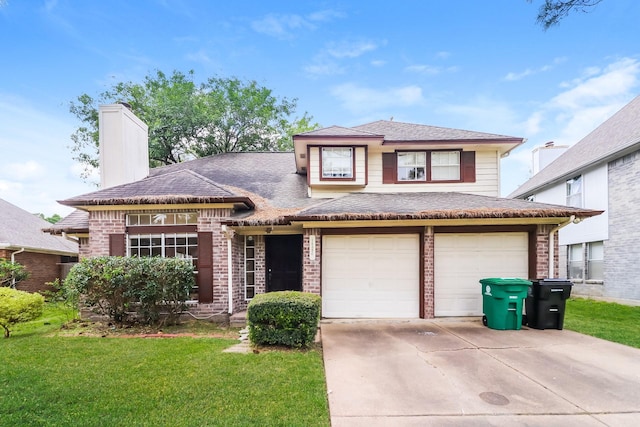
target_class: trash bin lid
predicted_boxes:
[480,278,532,286]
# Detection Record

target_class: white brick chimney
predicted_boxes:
[99,103,149,189]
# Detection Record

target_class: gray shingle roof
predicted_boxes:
[0,198,78,254]
[60,169,254,208]
[294,192,601,222]
[510,95,640,198]
[44,209,89,235]
[297,125,382,138]
[353,120,522,142]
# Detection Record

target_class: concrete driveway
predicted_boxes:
[321,319,640,426]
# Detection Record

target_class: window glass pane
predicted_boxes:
[568,244,583,280]
[588,241,604,260]
[246,247,255,258]
[566,176,583,208]
[322,147,353,178]
[587,241,604,280]
[246,260,255,271]
[246,287,255,299]
[431,151,460,181]
[139,215,151,225]
[397,152,426,181]
[246,272,255,285]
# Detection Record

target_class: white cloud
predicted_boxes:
[330,83,424,114]
[404,64,458,75]
[251,9,344,40]
[504,57,567,81]
[185,49,213,65]
[325,40,379,58]
[2,161,46,181]
[371,60,386,67]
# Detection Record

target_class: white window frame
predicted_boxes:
[566,176,583,208]
[568,243,584,280]
[431,151,461,181]
[321,147,353,178]
[587,241,604,281]
[244,236,256,300]
[397,152,427,181]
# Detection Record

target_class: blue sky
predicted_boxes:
[1,0,639,216]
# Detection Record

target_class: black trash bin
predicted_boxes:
[524,279,573,330]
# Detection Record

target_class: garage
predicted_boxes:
[322,234,420,318]
[434,232,529,316]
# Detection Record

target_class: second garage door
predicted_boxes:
[434,232,529,317]
[322,234,420,318]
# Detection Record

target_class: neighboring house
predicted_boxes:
[49,104,600,319]
[0,198,78,293]
[510,95,640,303]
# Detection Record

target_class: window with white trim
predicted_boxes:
[568,244,583,280]
[566,176,582,208]
[397,152,426,181]
[126,212,199,300]
[431,151,460,181]
[587,241,604,281]
[245,236,256,299]
[322,147,353,178]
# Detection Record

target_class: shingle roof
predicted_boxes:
[148,152,313,209]
[296,125,382,138]
[44,209,89,235]
[293,192,601,222]
[510,95,640,198]
[0,198,78,254]
[353,120,522,142]
[59,169,254,208]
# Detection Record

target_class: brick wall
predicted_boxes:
[302,228,321,295]
[423,227,435,319]
[606,150,640,300]
[197,208,232,314]
[13,251,62,293]
[88,210,126,256]
[534,224,555,279]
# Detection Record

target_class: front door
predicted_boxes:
[265,235,303,292]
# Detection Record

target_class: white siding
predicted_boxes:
[308,146,367,187]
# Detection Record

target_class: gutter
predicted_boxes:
[10,248,26,288]
[548,215,578,278]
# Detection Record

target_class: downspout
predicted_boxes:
[221,226,234,315]
[548,215,576,278]
[10,248,26,288]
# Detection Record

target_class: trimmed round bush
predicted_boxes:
[0,287,44,338]
[247,291,321,348]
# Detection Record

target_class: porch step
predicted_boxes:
[229,310,247,328]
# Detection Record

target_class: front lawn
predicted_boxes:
[564,297,640,349]
[0,309,330,427]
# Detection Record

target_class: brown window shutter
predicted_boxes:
[382,152,397,183]
[197,232,214,304]
[109,234,126,256]
[461,151,476,183]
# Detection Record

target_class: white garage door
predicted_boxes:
[434,233,529,317]
[322,234,420,318]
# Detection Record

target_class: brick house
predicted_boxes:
[0,198,78,293]
[510,95,640,303]
[49,104,601,319]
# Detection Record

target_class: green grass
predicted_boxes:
[0,307,330,427]
[564,297,640,349]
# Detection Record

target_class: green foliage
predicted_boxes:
[248,291,321,348]
[530,0,603,29]
[36,213,63,224]
[0,287,44,337]
[0,259,30,288]
[69,70,319,180]
[64,256,195,326]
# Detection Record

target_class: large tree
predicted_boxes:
[531,0,604,29]
[69,70,318,179]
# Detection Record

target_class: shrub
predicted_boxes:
[247,291,321,348]
[0,259,30,288]
[64,256,195,326]
[0,287,44,337]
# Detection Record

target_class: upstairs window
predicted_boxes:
[397,152,426,181]
[383,150,474,184]
[566,176,582,208]
[431,151,461,181]
[321,147,353,179]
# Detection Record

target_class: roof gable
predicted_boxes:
[510,95,640,198]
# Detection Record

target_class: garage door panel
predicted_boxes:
[435,233,528,317]
[322,234,420,318]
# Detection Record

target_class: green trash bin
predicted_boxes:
[480,278,532,330]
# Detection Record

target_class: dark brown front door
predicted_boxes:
[265,235,302,292]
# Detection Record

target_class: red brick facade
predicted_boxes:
[302,228,321,295]
[0,251,69,293]
[423,227,435,318]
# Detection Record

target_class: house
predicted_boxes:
[49,104,601,319]
[509,95,640,303]
[0,198,78,292]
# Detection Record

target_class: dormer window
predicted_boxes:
[321,147,353,179]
